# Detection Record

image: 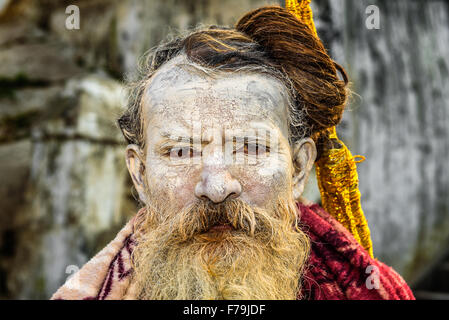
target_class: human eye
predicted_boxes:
[234,140,270,156]
[166,146,201,160]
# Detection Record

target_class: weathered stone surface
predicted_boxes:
[0,42,83,82]
[0,140,32,226]
[0,0,11,13]
[0,86,61,142]
[36,75,127,143]
[0,0,39,22]
[0,75,125,143]
[6,140,130,299]
[0,140,32,299]
[1,74,134,299]
[0,21,44,46]
[0,87,60,118]
[48,0,118,76]
[316,0,449,284]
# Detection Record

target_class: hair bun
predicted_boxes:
[236,6,349,136]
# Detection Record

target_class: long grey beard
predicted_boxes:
[130,197,310,300]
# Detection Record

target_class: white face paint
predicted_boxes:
[137,55,308,211]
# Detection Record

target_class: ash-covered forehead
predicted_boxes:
[142,54,291,135]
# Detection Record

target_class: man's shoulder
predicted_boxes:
[51,216,137,300]
[297,202,415,300]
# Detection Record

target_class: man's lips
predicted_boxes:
[208,223,233,232]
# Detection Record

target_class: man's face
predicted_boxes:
[137,55,296,210]
[125,55,315,299]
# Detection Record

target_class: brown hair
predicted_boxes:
[118,5,349,159]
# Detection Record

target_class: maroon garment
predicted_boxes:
[298,203,415,300]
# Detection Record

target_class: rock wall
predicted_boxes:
[312,0,449,284]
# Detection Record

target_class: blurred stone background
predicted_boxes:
[0,0,448,299]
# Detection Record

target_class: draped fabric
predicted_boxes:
[298,203,414,300]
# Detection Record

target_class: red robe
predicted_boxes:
[297,203,414,300]
[51,202,415,300]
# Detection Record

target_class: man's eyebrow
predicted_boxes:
[160,132,178,139]
[225,135,268,141]
[159,132,205,144]
[224,136,272,149]
[160,132,192,141]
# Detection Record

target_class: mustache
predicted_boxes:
[171,198,266,241]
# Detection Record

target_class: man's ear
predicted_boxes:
[125,144,147,204]
[291,138,317,200]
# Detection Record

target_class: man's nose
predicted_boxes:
[194,167,242,204]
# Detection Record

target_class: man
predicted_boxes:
[52,5,414,300]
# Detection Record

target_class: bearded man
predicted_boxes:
[51,4,414,300]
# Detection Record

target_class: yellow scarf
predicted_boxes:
[286,0,374,258]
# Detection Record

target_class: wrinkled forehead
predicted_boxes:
[142,54,291,136]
